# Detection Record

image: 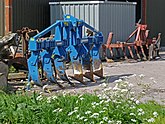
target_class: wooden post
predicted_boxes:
[142,0,147,24]
[5,0,12,34]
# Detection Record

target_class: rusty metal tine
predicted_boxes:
[121,46,128,59]
[116,48,121,58]
[134,45,141,59]
[136,27,141,41]
[125,28,138,43]
[106,32,113,48]
[127,46,134,59]
[140,45,147,59]
[109,47,114,57]
[145,30,150,38]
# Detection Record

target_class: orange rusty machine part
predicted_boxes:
[8,27,39,71]
[102,24,161,61]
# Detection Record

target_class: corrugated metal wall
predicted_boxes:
[146,0,165,46]
[50,1,136,43]
[0,1,5,36]
[50,1,136,58]
[100,2,136,43]
[12,0,51,32]
[50,2,100,35]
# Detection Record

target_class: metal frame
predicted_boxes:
[27,14,103,90]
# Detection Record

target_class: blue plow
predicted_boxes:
[27,14,104,89]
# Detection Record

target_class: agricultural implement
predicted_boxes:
[103,23,161,61]
[0,27,38,90]
[0,33,19,89]
[27,14,103,89]
[7,27,39,72]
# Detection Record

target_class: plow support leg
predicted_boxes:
[40,50,64,88]
[53,46,74,86]
[27,51,41,87]
[68,46,85,84]
[92,44,103,78]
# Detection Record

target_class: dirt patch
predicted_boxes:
[8,52,165,105]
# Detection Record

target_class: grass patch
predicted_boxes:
[0,91,164,124]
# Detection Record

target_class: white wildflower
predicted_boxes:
[153,80,157,84]
[76,100,79,104]
[91,102,96,105]
[153,111,158,118]
[116,120,122,124]
[100,121,104,124]
[97,94,102,98]
[95,103,99,106]
[128,83,134,88]
[62,91,67,97]
[108,120,113,124]
[76,114,80,118]
[92,105,96,108]
[130,113,135,116]
[112,100,117,103]
[42,84,49,91]
[141,91,146,95]
[101,83,107,88]
[149,77,154,80]
[74,107,79,110]
[36,95,43,101]
[73,109,78,113]
[135,100,140,104]
[103,107,108,110]
[53,108,62,113]
[130,74,137,77]
[39,92,43,95]
[52,95,57,100]
[147,118,155,123]
[130,97,135,101]
[47,97,52,103]
[104,87,112,92]
[99,100,104,104]
[113,86,120,91]
[85,111,92,115]
[138,108,143,112]
[58,109,63,112]
[138,111,145,116]
[130,106,136,109]
[103,117,108,121]
[90,113,99,118]
[79,116,85,120]
[99,110,105,113]
[80,97,84,101]
[78,94,83,98]
[121,89,128,93]
[131,119,137,122]
[130,91,135,95]
[120,76,128,79]
[114,79,123,83]
[84,119,88,122]
[68,111,74,116]
[105,99,110,103]
[53,108,60,113]
[139,74,145,78]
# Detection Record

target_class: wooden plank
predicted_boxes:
[8,72,27,80]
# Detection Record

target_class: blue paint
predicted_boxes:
[27,14,103,89]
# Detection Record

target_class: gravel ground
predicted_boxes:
[9,52,165,105]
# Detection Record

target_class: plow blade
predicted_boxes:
[53,46,75,86]
[27,52,42,88]
[40,50,64,88]
[54,56,75,87]
[93,59,104,78]
[69,61,86,85]
[82,58,95,82]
